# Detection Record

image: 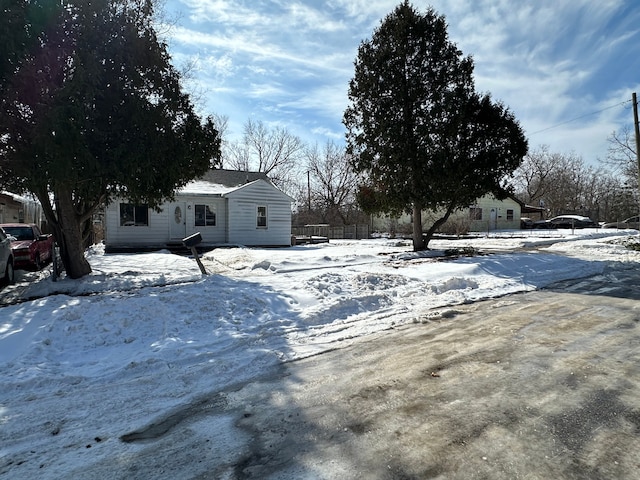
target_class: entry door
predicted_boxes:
[170,202,187,239]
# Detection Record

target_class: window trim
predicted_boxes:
[119,203,149,227]
[469,206,483,221]
[194,204,216,227]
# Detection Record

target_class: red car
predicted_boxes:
[0,223,55,270]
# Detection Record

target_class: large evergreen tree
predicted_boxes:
[0,0,220,278]
[343,1,527,250]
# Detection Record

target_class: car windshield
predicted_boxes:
[3,226,34,241]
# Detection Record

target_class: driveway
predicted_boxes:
[0,268,43,305]
[74,263,640,479]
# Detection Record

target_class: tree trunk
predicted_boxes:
[53,188,92,279]
[423,203,457,248]
[412,203,425,251]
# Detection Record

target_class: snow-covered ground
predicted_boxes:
[1,229,639,478]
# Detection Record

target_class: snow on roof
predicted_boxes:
[0,190,41,205]
[176,169,274,196]
[551,214,592,220]
[176,180,237,196]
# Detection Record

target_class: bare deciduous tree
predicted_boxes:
[224,139,251,172]
[224,119,305,192]
[511,146,559,206]
[305,141,361,225]
[512,146,630,221]
[606,125,638,184]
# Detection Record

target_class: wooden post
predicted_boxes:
[190,246,207,275]
[182,232,207,275]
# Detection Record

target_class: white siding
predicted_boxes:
[105,201,169,247]
[105,196,227,248]
[225,181,292,246]
[179,196,227,244]
[371,194,523,234]
[104,180,292,248]
[467,195,521,231]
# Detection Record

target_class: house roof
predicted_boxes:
[177,169,294,202]
[521,204,546,214]
[177,169,273,196]
[1,191,40,205]
[178,181,235,196]
[199,169,272,187]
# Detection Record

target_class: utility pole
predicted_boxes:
[634,93,640,230]
[633,93,640,193]
[307,170,311,213]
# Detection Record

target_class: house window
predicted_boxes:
[257,206,267,228]
[507,209,514,221]
[195,204,216,226]
[469,207,482,221]
[120,203,149,226]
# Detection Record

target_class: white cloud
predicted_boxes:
[179,0,265,26]
[310,125,343,139]
[247,82,287,99]
[166,0,640,161]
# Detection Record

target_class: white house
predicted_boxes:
[0,191,45,226]
[372,193,527,235]
[104,170,294,251]
[452,193,523,232]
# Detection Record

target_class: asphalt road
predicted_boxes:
[68,261,640,479]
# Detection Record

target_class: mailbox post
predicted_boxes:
[182,232,207,275]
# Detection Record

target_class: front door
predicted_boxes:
[170,202,186,240]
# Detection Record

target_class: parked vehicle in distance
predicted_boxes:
[532,219,556,229]
[0,223,55,270]
[0,227,15,285]
[602,215,640,230]
[550,215,599,229]
[520,217,534,229]
[533,215,598,229]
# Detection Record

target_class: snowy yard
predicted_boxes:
[1,229,640,478]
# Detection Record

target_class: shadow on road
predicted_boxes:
[223,285,640,479]
[544,260,640,300]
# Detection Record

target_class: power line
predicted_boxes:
[528,100,631,136]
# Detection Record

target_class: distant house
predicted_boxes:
[372,193,532,235]
[451,194,523,231]
[104,169,294,251]
[0,191,44,226]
